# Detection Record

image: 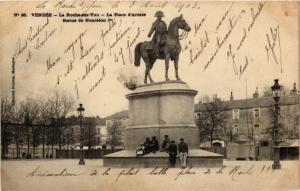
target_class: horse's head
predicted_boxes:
[177,14,191,32]
[168,14,191,38]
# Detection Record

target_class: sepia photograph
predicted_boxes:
[0,1,299,191]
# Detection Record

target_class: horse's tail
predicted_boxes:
[134,42,143,67]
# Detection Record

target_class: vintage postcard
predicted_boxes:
[0,1,299,191]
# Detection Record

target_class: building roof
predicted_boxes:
[195,94,299,112]
[64,116,106,126]
[95,118,106,126]
[105,110,128,120]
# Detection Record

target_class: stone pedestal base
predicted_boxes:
[125,81,199,149]
[103,149,223,168]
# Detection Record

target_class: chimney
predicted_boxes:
[253,87,259,98]
[213,94,217,101]
[230,91,234,101]
[290,82,297,95]
[213,94,221,102]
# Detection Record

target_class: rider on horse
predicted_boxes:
[148,10,167,57]
[135,13,191,84]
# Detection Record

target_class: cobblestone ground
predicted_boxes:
[1,159,299,191]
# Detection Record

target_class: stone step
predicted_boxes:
[103,149,223,168]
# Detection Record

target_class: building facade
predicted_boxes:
[195,87,299,143]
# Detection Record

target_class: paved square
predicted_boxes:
[1,159,299,191]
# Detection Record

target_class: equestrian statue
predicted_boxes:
[134,11,191,84]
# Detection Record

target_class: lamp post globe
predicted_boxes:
[271,79,281,102]
[77,103,85,165]
[77,103,85,117]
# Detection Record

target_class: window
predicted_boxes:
[261,141,269,147]
[232,109,239,119]
[233,124,239,134]
[106,120,112,127]
[253,108,260,117]
[195,112,201,120]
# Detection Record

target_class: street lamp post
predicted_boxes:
[271,79,281,169]
[77,103,85,165]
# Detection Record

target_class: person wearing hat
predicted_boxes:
[149,136,159,153]
[178,138,188,168]
[148,10,167,57]
[168,140,177,168]
[160,135,170,152]
[143,137,151,154]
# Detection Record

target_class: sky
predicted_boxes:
[0,1,298,118]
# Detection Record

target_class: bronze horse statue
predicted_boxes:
[134,15,191,84]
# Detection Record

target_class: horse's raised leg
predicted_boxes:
[142,52,150,84]
[165,54,170,81]
[174,55,181,81]
[144,56,154,84]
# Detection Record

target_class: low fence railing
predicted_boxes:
[1,148,123,159]
[56,149,123,159]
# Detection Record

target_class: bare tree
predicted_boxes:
[106,120,124,151]
[1,96,14,122]
[36,96,54,158]
[63,124,75,149]
[262,106,299,141]
[196,96,228,147]
[1,96,15,158]
[83,117,99,150]
[283,110,299,139]
[2,90,75,158]
[18,97,40,158]
[47,117,58,157]
[48,90,75,149]
[13,104,26,158]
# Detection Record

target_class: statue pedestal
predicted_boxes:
[125,80,199,149]
[103,80,223,168]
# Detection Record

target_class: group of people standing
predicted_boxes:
[136,135,189,168]
[162,135,189,168]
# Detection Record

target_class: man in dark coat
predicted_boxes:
[178,138,188,168]
[148,10,167,56]
[150,136,159,153]
[160,135,170,152]
[168,140,177,168]
[143,137,151,154]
